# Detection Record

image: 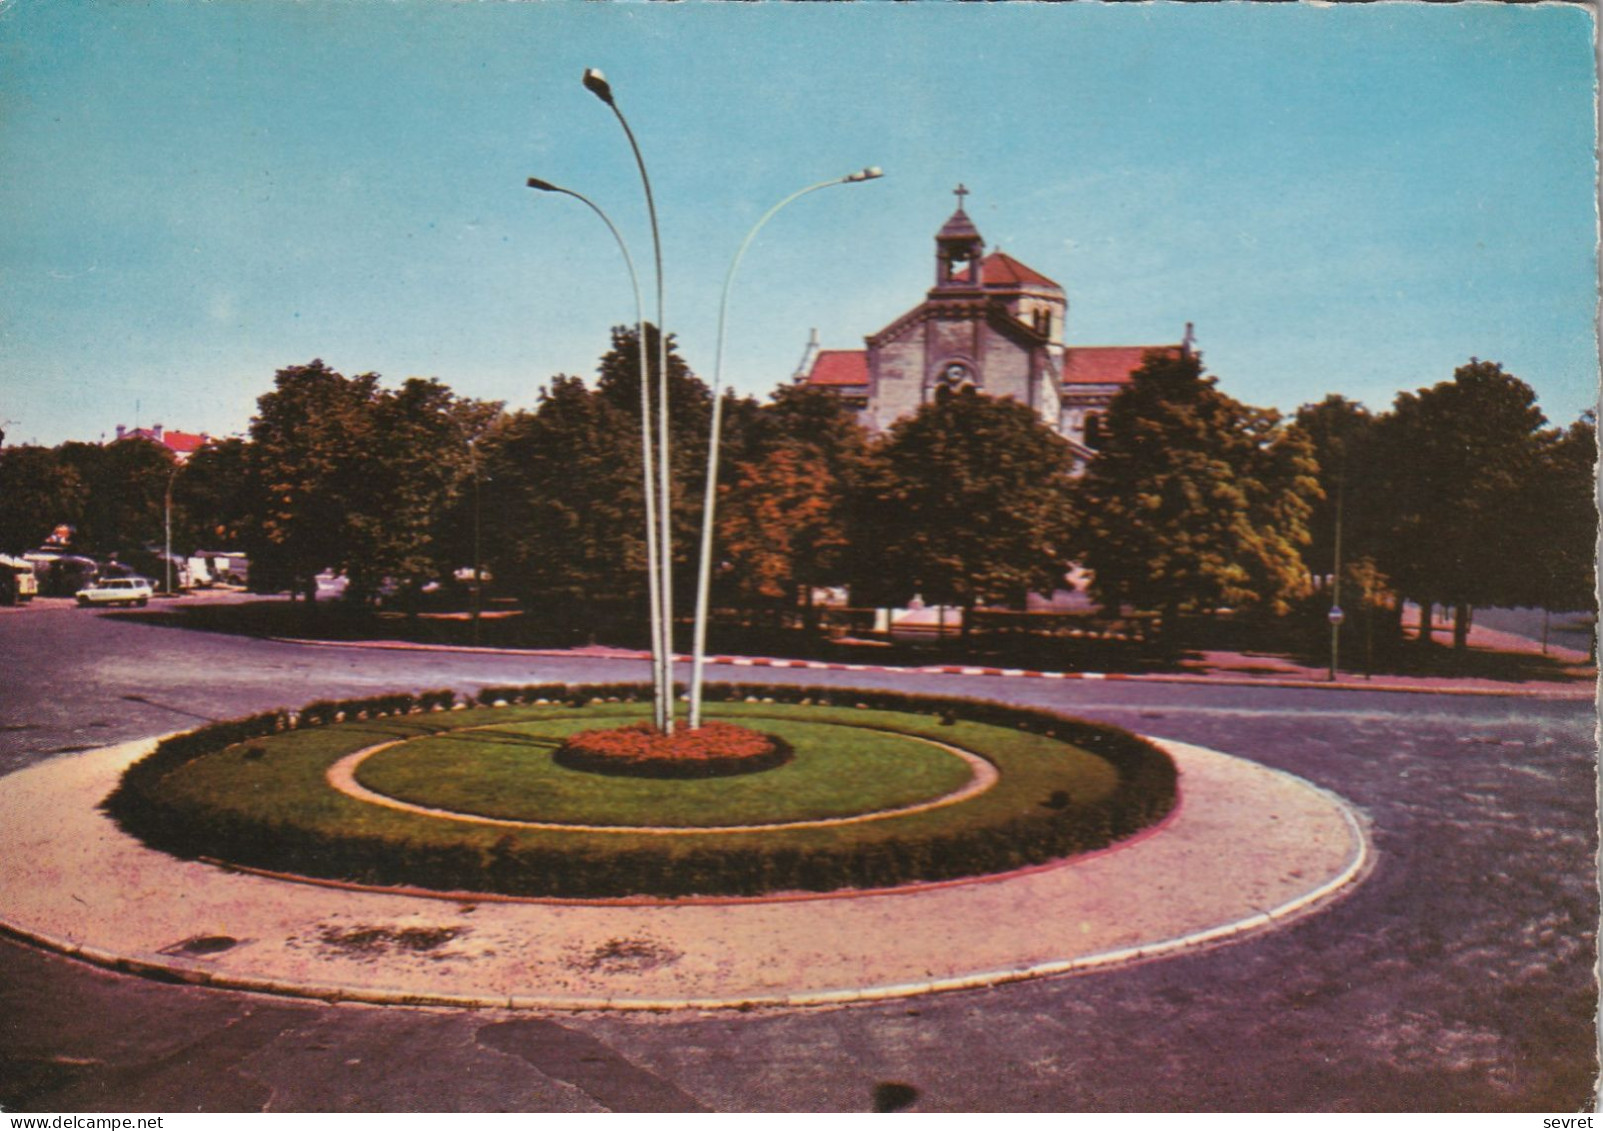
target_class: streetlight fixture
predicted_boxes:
[526,175,671,731]
[582,67,677,733]
[686,167,884,729]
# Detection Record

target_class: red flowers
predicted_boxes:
[564,721,774,763]
[554,721,791,778]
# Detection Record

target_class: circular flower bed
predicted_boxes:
[552,720,793,778]
[104,683,1179,899]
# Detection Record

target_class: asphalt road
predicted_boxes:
[0,597,1596,1112]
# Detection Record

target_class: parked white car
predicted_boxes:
[76,577,154,608]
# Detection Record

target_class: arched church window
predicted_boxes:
[934,361,975,399]
[1084,412,1103,449]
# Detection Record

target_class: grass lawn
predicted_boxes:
[111,691,1171,898]
[356,708,978,826]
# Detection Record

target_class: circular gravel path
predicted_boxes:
[0,734,1368,1011]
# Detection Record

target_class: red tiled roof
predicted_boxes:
[161,430,209,454]
[982,251,1060,291]
[806,349,869,387]
[116,426,211,455]
[1061,345,1181,386]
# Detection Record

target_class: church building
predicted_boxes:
[795,187,1194,466]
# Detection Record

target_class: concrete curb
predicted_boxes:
[266,636,1594,701]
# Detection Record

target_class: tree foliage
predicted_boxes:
[480,376,645,623]
[1370,359,1550,644]
[174,437,255,551]
[713,384,869,617]
[56,437,176,558]
[1518,412,1596,615]
[245,361,381,597]
[244,359,499,603]
[851,389,1078,613]
[476,327,715,637]
[1291,395,1383,586]
[1074,351,1319,625]
[0,445,89,554]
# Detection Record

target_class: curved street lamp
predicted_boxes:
[526,175,670,731]
[582,67,678,733]
[687,167,884,728]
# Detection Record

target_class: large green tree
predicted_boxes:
[712,383,870,625]
[245,360,381,600]
[344,378,500,606]
[1370,359,1550,647]
[1074,351,1319,631]
[56,437,176,559]
[717,442,847,615]
[479,326,717,640]
[1517,412,1596,618]
[851,389,1078,620]
[1292,395,1382,587]
[244,361,501,606]
[595,324,713,602]
[1291,395,1399,636]
[0,445,88,554]
[174,436,256,551]
[479,375,646,634]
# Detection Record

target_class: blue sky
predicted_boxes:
[0,0,1595,447]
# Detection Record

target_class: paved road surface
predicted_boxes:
[0,599,1595,1112]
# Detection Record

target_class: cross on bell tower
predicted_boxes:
[934,184,984,289]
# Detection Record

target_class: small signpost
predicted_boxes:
[1328,605,1344,682]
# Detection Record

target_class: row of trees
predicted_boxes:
[0,332,1592,650]
[1288,360,1596,647]
[1078,353,1598,646]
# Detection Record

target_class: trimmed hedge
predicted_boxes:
[102,683,1177,899]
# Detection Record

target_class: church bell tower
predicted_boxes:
[934,184,984,290]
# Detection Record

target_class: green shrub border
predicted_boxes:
[102,682,1177,899]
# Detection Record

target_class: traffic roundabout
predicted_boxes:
[0,684,1370,1010]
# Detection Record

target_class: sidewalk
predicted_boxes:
[271,619,1597,701]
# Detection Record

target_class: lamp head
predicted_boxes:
[582,68,614,105]
[526,177,561,192]
[845,166,885,183]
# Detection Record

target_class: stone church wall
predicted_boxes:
[977,330,1033,406]
[927,316,979,373]
[869,327,928,431]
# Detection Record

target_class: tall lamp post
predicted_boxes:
[526,176,670,731]
[1328,472,1345,682]
[164,464,180,597]
[581,67,677,733]
[686,167,884,729]
[465,430,483,647]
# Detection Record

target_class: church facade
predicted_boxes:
[796,188,1193,465]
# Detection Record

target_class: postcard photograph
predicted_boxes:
[0,0,1596,1117]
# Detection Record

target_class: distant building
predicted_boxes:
[795,186,1194,466]
[113,423,210,463]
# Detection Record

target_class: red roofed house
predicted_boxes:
[795,187,1193,466]
[113,423,211,463]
